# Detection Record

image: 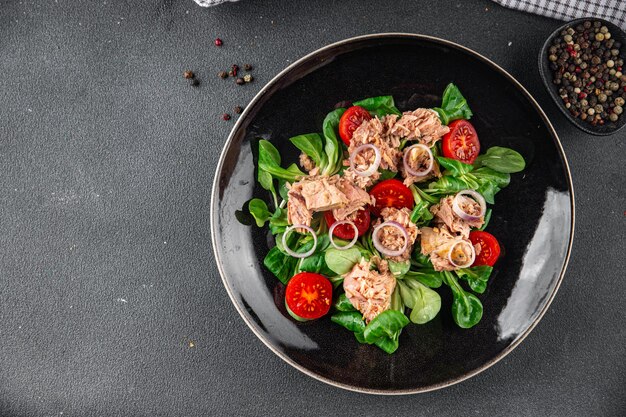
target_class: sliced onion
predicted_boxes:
[329,220,358,250]
[349,144,381,177]
[372,221,409,257]
[403,144,434,177]
[452,190,486,222]
[282,224,317,258]
[447,240,476,268]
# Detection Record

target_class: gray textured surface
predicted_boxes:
[0,0,624,416]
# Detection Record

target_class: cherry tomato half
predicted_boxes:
[469,230,501,267]
[338,106,372,146]
[285,272,333,321]
[368,179,414,217]
[324,208,371,240]
[442,119,480,165]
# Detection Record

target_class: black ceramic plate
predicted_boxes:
[211,34,574,394]
[538,17,626,136]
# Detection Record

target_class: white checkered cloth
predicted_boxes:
[193,0,238,6]
[193,0,626,28]
[193,0,626,31]
[492,0,626,29]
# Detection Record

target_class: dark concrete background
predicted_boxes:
[0,0,624,416]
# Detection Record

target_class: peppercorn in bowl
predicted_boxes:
[539,18,626,136]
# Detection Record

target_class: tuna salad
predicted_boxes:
[242,84,526,354]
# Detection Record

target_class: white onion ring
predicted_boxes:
[372,221,409,257]
[282,224,317,258]
[452,190,486,222]
[349,144,381,177]
[447,240,476,268]
[329,220,359,250]
[403,144,434,177]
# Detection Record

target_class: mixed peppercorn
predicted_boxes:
[182,38,254,120]
[548,20,626,126]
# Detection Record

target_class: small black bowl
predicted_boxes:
[539,17,626,136]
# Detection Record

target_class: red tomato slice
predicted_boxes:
[338,106,372,146]
[324,208,370,240]
[285,272,333,321]
[469,231,501,267]
[442,119,480,164]
[368,179,414,216]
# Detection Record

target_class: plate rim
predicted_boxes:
[210,32,576,395]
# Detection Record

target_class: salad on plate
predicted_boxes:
[240,84,526,353]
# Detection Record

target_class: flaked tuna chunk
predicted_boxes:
[286,176,347,226]
[473,242,482,257]
[349,115,403,172]
[332,177,372,220]
[348,142,377,172]
[342,142,381,188]
[299,152,317,174]
[286,174,372,226]
[341,166,379,189]
[297,177,348,211]
[430,195,484,238]
[343,256,396,322]
[400,146,442,187]
[372,207,420,262]
[390,108,449,147]
[402,160,441,187]
[420,226,474,271]
[287,191,312,226]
